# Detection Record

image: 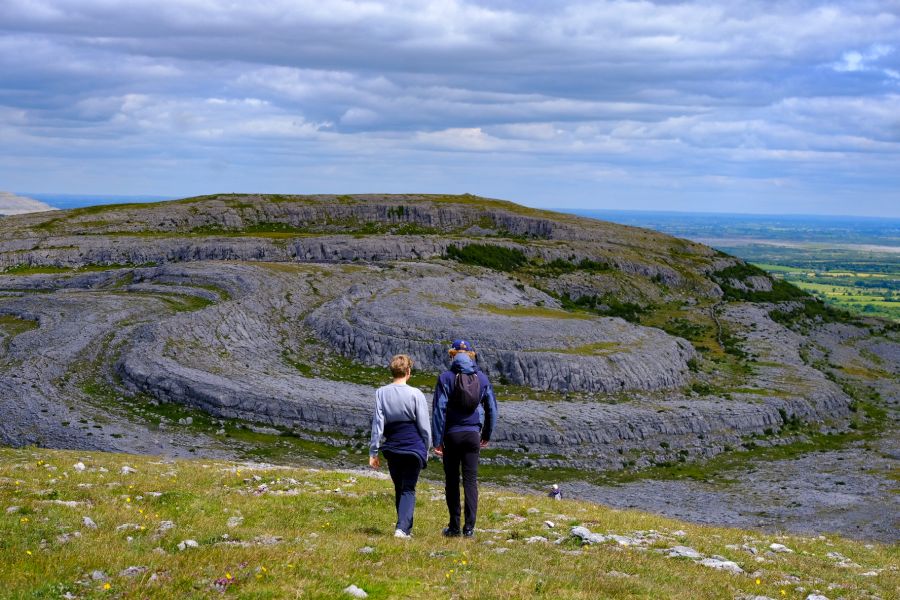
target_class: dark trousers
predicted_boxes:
[443,429,481,531]
[383,451,422,534]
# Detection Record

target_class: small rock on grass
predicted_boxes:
[82,516,98,529]
[769,543,793,553]
[805,595,830,600]
[226,515,244,528]
[119,566,147,578]
[359,546,375,554]
[6,506,21,514]
[668,546,702,559]
[571,526,607,545]
[525,536,548,544]
[177,539,199,551]
[344,584,368,598]
[120,466,137,474]
[91,570,108,581]
[699,558,743,574]
[73,462,86,472]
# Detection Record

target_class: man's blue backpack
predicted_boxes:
[451,372,481,414]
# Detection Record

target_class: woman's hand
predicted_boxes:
[434,445,444,457]
[369,455,380,469]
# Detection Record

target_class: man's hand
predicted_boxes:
[434,445,444,457]
[480,439,489,449]
[369,455,380,469]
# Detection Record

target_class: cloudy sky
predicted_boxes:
[1,1,898,216]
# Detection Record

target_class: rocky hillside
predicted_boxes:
[0,194,896,472]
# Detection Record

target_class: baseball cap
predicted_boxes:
[451,339,473,351]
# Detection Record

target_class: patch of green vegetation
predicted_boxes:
[712,263,810,302]
[533,341,619,356]
[0,314,38,346]
[558,292,646,323]
[445,243,528,272]
[477,304,593,320]
[0,262,157,276]
[527,257,612,276]
[656,317,707,342]
[283,343,436,390]
[769,299,861,328]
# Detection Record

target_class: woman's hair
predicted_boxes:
[448,349,477,360]
[389,354,414,378]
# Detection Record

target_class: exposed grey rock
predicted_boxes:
[699,558,743,574]
[571,526,608,545]
[119,566,148,578]
[769,543,793,553]
[668,546,702,559]
[226,515,243,528]
[81,516,98,529]
[177,539,199,551]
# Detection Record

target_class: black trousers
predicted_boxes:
[383,451,422,534]
[442,429,481,531]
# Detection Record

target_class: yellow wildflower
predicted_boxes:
[103,583,111,590]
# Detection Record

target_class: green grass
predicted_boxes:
[0,263,157,276]
[1,446,896,599]
[477,304,594,320]
[445,243,528,272]
[0,314,38,338]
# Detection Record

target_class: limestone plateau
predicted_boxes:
[0,194,896,470]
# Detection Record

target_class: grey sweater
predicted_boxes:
[369,383,432,458]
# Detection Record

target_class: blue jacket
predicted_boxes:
[432,354,498,448]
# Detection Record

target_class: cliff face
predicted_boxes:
[0,194,895,469]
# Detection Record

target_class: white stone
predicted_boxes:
[699,558,744,574]
[81,516,98,529]
[667,546,702,559]
[344,584,368,598]
[571,526,608,545]
[226,515,244,528]
[177,539,199,551]
[120,466,137,474]
[543,520,555,529]
[805,595,830,600]
[73,462,86,472]
[525,536,548,543]
[769,543,793,553]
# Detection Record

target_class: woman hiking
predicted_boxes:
[369,354,432,539]
[432,340,498,538]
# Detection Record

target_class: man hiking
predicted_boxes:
[432,339,498,538]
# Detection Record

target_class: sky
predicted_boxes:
[1,0,899,217]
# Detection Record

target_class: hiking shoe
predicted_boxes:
[442,527,461,537]
[394,528,411,539]
[463,528,475,538]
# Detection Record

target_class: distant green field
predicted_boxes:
[725,249,900,322]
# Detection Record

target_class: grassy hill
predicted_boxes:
[1,447,896,599]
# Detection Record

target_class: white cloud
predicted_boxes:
[0,1,899,215]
